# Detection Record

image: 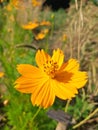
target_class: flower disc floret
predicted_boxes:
[43,60,59,78]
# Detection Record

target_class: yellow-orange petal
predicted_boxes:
[56,71,87,91]
[35,31,45,40]
[60,59,80,72]
[31,79,55,108]
[15,74,48,93]
[55,71,73,83]
[0,72,4,78]
[35,29,49,40]
[32,0,41,7]
[52,48,64,68]
[16,64,45,78]
[51,79,77,100]
[15,64,49,93]
[69,71,88,89]
[40,21,51,26]
[35,49,51,69]
[22,21,39,30]
[57,59,87,90]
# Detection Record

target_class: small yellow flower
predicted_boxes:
[5,1,18,11]
[12,0,19,6]
[0,72,4,78]
[6,4,12,11]
[15,49,88,108]
[62,34,67,42]
[32,0,41,7]
[6,0,25,10]
[40,21,51,26]
[35,29,49,40]
[22,21,39,30]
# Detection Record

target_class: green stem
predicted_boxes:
[45,35,49,52]
[32,107,41,121]
[50,14,55,37]
[73,108,98,129]
[65,99,70,112]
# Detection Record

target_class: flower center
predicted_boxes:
[43,60,59,78]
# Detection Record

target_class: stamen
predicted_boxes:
[43,60,58,78]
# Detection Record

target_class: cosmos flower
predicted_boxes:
[62,34,67,42]
[6,4,12,11]
[15,49,88,108]
[0,72,4,78]
[22,20,51,30]
[6,0,25,11]
[32,0,41,7]
[40,21,51,26]
[35,29,49,40]
[12,0,19,8]
[22,21,39,30]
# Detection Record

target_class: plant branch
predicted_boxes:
[73,108,98,129]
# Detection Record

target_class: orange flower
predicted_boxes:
[6,0,25,10]
[12,0,19,7]
[15,49,88,108]
[35,29,49,40]
[0,72,4,78]
[62,34,67,42]
[22,21,39,30]
[22,20,51,30]
[6,3,12,11]
[40,21,51,26]
[32,0,41,7]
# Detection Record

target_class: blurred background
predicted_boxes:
[0,0,98,130]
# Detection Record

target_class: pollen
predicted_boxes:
[43,60,59,78]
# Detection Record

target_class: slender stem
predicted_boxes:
[45,35,49,52]
[75,0,78,10]
[65,100,70,112]
[50,14,55,37]
[73,108,98,129]
[77,0,83,61]
[32,107,41,121]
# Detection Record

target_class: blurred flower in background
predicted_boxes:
[32,0,41,7]
[22,20,51,40]
[34,28,49,40]
[62,34,67,42]
[22,21,39,30]
[6,0,25,11]
[0,72,4,78]
[40,21,51,26]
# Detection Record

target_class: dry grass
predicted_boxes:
[63,1,98,97]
